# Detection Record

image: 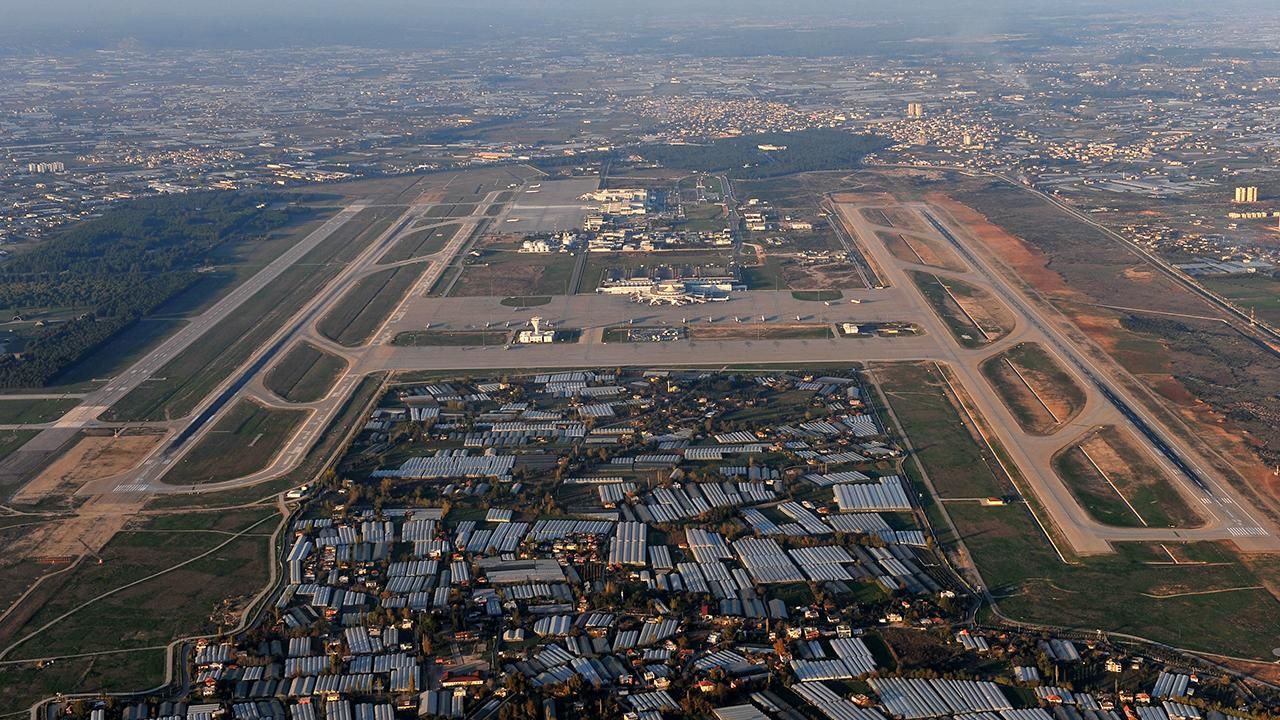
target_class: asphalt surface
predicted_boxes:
[4,182,1275,557]
[837,201,1277,554]
[0,205,367,487]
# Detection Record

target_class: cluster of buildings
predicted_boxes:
[25,161,64,174]
[121,368,1256,720]
[615,96,845,141]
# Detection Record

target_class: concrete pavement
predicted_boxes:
[5,177,1276,558]
[836,201,1277,554]
[0,204,369,488]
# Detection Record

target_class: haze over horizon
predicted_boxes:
[2,0,1271,51]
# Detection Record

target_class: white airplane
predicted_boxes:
[631,292,693,306]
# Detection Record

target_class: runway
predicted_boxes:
[834,200,1277,554]
[3,177,1275,558]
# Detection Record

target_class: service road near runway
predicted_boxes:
[836,201,1277,554]
[0,204,369,487]
[3,172,1275,559]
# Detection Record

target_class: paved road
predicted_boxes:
[0,205,368,487]
[8,175,1275,557]
[837,201,1277,554]
[126,190,505,495]
[108,196,1280,554]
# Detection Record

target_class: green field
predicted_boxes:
[950,500,1280,657]
[0,397,78,424]
[146,373,385,511]
[877,362,1280,658]
[2,507,274,667]
[379,223,459,264]
[739,257,789,290]
[104,206,402,422]
[265,343,347,403]
[319,263,426,347]
[0,430,37,463]
[1053,426,1202,529]
[1200,274,1280,327]
[166,401,306,486]
[876,362,1010,499]
[0,649,165,712]
[392,330,509,347]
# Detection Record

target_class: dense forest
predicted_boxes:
[0,192,314,388]
[638,129,891,178]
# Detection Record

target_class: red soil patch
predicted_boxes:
[927,194,1074,298]
[1151,375,1199,406]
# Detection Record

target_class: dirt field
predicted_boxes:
[830,190,900,207]
[13,433,161,505]
[859,208,892,226]
[882,208,930,234]
[981,342,1085,435]
[1056,426,1203,529]
[454,262,546,297]
[877,230,968,273]
[774,254,863,289]
[451,251,574,297]
[930,181,1280,524]
[929,194,1075,298]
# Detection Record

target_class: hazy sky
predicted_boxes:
[0,0,1258,50]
